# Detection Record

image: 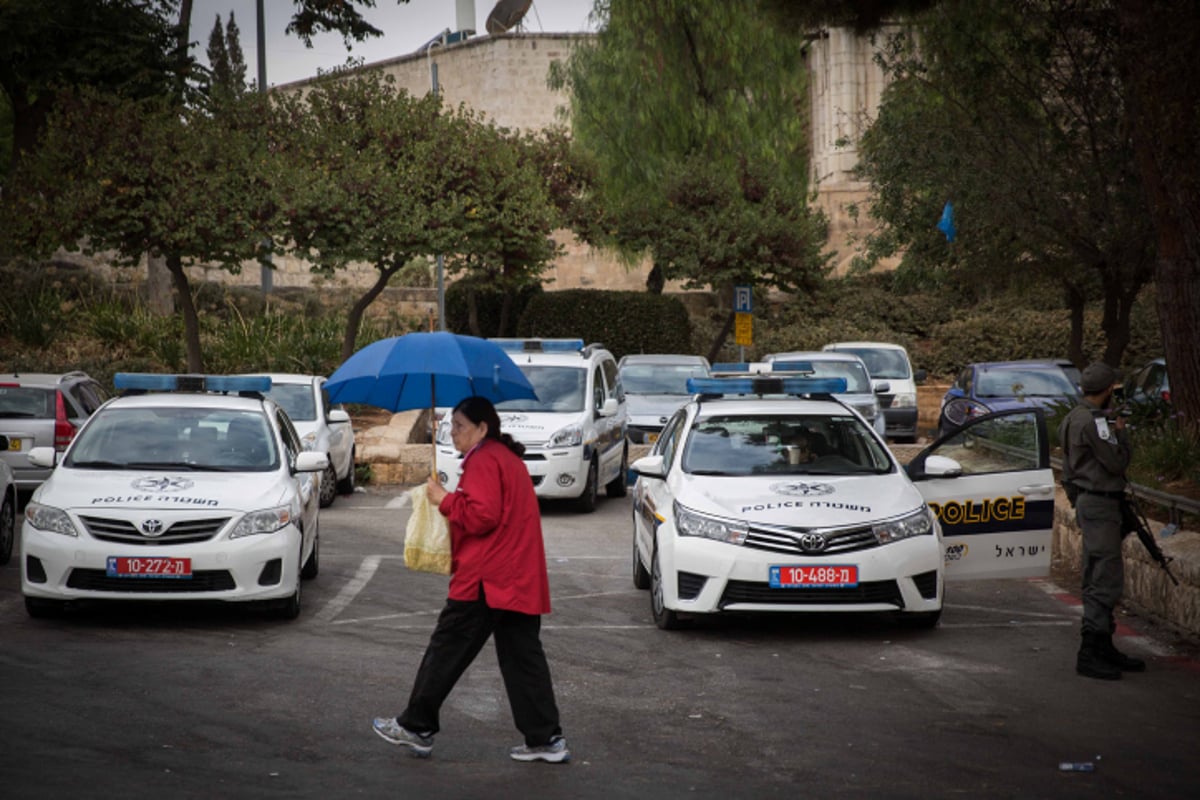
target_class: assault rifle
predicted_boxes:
[1120,494,1180,586]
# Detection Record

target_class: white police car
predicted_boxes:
[20,374,328,620]
[631,373,1055,629]
[435,339,628,512]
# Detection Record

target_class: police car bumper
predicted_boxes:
[657,529,943,616]
[436,445,592,499]
[20,519,305,604]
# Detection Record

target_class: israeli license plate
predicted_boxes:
[106,556,192,578]
[769,564,858,588]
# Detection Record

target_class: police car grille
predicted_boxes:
[80,516,230,545]
[744,525,879,556]
[720,579,903,608]
[66,569,236,592]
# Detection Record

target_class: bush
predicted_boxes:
[445,281,543,338]
[517,289,692,360]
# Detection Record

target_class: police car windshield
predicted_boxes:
[496,366,586,413]
[681,414,893,476]
[265,383,317,422]
[620,364,710,395]
[977,368,1078,398]
[65,407,279,472]
[834,348,910,379]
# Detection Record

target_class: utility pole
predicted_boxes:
[256,0,273,294]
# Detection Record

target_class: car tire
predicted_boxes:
[632,522,650,591]
[319,464,338,508]
[606,444,629,498]
[650,545,682,630]
[25,597,65,619]
[301,526,320,580]
[336,448,356,495]
[573,458,598,513]
[0,492,15,566]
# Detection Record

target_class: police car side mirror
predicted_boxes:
[599,397,619,418]
[28,447,58,469]
[293,451,329,474]
[630,454,666,479]
[920,454,963,479]
[328,408,351,424]
[874,381,891,394]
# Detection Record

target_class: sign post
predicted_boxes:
[734,285,753,360]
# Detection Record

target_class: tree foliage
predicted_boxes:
[205,12,248,102]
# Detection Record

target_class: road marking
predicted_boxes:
[386,494,411,509]
[315,555,382,623]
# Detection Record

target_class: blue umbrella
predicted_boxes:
[324,332,537,471]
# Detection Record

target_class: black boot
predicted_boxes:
[1076,632,1121,680]
[1096,633,1147,672]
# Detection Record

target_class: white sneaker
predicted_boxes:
[372,717,434,758]
[509,736,571,763]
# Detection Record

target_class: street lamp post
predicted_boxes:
[427,37,447,332]
[256,0,272,295]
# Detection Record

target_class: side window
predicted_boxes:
[959,368,973,393]
[655,411,687,468]
[928,410,1044,474]
[319,385,333,419]
[601,358,623,402]
[276,409,303,461]
[592,365,606,413]
[72,383,104,415]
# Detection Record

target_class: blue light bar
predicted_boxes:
[768,360,815,373]
[492,338,584,353]
[114,373,272,393]
[687,376,848,396]
[710,362,750,372]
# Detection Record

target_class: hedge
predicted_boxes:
[516,289,692,361]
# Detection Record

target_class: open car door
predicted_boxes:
[905,408,1055,580]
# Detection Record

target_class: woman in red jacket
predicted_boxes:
[372,396,569,763]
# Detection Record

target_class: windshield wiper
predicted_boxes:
[70,460,132,469]
[687,469,730,476]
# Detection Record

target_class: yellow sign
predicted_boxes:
[735,312,753,346]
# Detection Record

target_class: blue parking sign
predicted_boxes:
[734,285,752,314]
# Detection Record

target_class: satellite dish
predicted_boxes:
[485,0,532,35]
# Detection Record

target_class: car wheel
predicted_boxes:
[318,464,337,508]
[25,597,66,619]
[275,542,304,620]
[301,526,320,580]
[336,448,356,494]
[573,458,598,513]
[650,545,682,630]
[632,519,650,591]
[606,444,629,498]
[0,492,15,566]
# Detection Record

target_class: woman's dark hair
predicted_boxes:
[452,396,525,457]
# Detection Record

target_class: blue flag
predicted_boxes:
[937,201,957,243]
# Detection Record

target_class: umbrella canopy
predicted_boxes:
[324,332,537,412]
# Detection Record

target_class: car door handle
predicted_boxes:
[1018,484,1054,497]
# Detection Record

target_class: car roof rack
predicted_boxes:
[686,375,847,400]
[114,373,272,398]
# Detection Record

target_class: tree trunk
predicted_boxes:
[341,264,400,362]
[646,263,665,294]
[466,288,480,337]
[706,308,736,364]
[164,253,203,372]
[497,291,513,337]
[1062,279,1086,368]
[145,254,175,315]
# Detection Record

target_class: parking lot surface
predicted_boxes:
[3,486,1199,799]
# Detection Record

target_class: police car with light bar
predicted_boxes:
[630,372,1055,629]
[20,374,328,620]
[435,338,628,512]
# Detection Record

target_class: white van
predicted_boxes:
[822,341,926,442]
[434,339,628,512]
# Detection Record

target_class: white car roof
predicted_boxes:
[823,341,909,352]
[767,351,869,365]
[691,396,854,418]
[244,373,323,384]
[104,393,269,412]
[506,351,601,368]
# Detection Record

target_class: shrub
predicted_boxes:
[517,289,692,360]
[445,281,543,338]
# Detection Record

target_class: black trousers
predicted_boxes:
[398,591,563,746]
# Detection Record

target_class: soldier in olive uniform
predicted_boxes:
[1060,362,1146,680]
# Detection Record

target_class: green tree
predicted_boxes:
[550,0,828,357]
[205,12,248,102]
[853,0,1154,367]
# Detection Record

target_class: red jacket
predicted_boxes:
[438,438,551,615]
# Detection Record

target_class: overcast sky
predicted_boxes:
[189,0,598,87]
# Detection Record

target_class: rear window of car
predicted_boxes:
[266,384,317,422]
[0,386,54,419]
[834,347,911,380]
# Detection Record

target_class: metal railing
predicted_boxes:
[1050,456,1200,527]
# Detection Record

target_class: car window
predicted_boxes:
[592,365,606,413]
[497,366,586,413]
[64,407,279,471]
[681,413,892,476]
[775,360,871,393]
[929,411,1042,473]
[319,384,333,418]
[0,386,53,418]
[267,384,318,422]
[276,409,303,461]
[654,410,687,468]
[836,348,910,379]
[75,381,108,414]
[600,358,623,403]
[620,364,710,394]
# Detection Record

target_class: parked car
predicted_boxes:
[0,371,109,494]
[822,341,926,442]
[939,360,1080,435]
[629,374,1054,630]
[761,351,888,438]
[253,373,356,508]
[0,449,16,565]
[618,354,711,444]
[20,373,327,619]
[1122,358,1170,411]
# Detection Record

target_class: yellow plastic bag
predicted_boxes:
[404,484,452,575]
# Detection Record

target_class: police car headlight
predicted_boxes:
[873,507,933,544]
[892,392,917,408]
[547,423,583,448]
[674,502,748,545]
[24,502,79,537]
[231,504,294,538]
[436,419,452,446]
